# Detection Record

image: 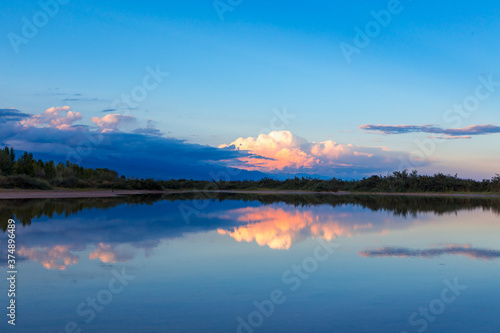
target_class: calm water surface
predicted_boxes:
[1,194,499,333]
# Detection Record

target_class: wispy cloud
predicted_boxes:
[428,135,472,140]
[359,244,500,260]
[360,124,500,139]
[62,97,107,103]
[132,119,163,136]
[0,109,31,123]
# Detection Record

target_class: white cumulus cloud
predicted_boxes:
[220,131,410,177]
[91,114,136,133]
[21,106,82,130]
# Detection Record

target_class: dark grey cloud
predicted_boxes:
[132,127,163,136]
[360,245,500,260]
[360,124,500,139]
[132,119,163,137]
[101,109,116,113]
[0,123,267,180]
[0,109,31,123]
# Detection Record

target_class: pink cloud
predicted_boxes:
[18,245,79,270]
[91,114,136,133]
[219,131,403,175]
[20,106,82,130]
[89,243,134,263]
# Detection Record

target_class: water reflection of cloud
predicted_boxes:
[216,206,384,250]
[11,197,493,270]
[359,244,500,260]
[17,242,139,270]
[88,243,135,263]
[18,245,80,270]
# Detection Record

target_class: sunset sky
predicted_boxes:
[1,0,499,179]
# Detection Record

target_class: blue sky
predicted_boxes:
[1,0,499,179]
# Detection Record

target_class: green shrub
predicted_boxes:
[0,175,52,190]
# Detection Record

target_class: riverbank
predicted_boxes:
[1,189,499,199]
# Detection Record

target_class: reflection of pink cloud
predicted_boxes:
[20,106,82,130]
[219,131,403,175]
[91,114,135,133]
[89,243,134,263]
[18,245,79,270]
[218,207,311,249]
[217,206,374,249]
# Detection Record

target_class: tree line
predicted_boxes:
[0,146,499,193]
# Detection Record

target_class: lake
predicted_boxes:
[1,193,499,333]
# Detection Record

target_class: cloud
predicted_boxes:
[20,106,82,130]
[360,124,500,139]
[89,243,134,263]
[213,203,435,249]
[428,135,472,140]
[132,119,163,136]
[91,114,136,133]
[0,113,265,180]
[359,244,500,260]
[219,131,413,177]
[101,109,116,113]
[0,109,31,123]
[62,97,106,103]
[18,245,79,270]
[2,108,424,180]
[216,206,368,250]
[44,92,82,97]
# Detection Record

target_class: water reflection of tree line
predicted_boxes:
[1,193,499,232]
[0,194,164,231]
[162,192,500,217]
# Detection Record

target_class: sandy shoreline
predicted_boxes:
[0,189,499,199]
[0,190,171,199]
